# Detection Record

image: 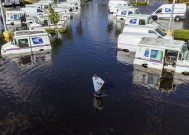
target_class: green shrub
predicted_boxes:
[45,28,55,34]
[20,0,37,6]
[130,2,147,6]
[174,29,189,41]
[59,27,67,33]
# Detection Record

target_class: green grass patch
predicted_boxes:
[59,27,67,34]
[45,28,55,34]
[174,29,189,41]
[130,2,147,6]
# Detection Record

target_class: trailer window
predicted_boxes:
[44,5,48,9]
[150,49,163,61]
[155,8,162,14]
[135,9,139,14]
[155,28,166,36]
[147,16,153,24]
[128,11,133,15]
[181,45,188,53]
[148,30,156,34]
[139,19,145,25]
[18,38,29,47]
[37,9,43,12]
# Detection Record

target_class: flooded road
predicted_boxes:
[0,0,189,135]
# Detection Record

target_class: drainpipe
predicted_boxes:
[167,0,175,36]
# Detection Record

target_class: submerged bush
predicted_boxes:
[45,28,55,34]
[174,29,189,41]
[59,27,67,34]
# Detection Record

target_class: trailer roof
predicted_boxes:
[15,30,47,37]
[119,32,158,38]
[139,38,185,50]
[127,14,151,18]
[6,11,26,14]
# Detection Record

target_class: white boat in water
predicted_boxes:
[1,30,51,57]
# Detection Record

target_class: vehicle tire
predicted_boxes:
[10,22,14,25]
[152,15,158,21]
[175,16,181,22]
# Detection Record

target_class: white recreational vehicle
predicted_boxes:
[108,0,132,14]
[122,25,173,40]
[125,14,160,27]
[3,0,20,6]
[5,11,34,25]
[134,38,189,74]
[151,3,187,21]
[116,7,139,20]
[117,32,159,52]
[29,15,65,30]
[1,30,51,56]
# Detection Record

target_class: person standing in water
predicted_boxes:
[92,74,105,96]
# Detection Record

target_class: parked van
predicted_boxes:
[3,0,20,6]
[6,11,33,25]
[125,14,160,27]
[134,37,189,74]
[29,15,65,30]
[108,0,132,14]
[1,30,51,56]
[151,3,187,21]
[116,7,139,20]
[33,2,51,10]
[122,25,173,40]
[67,0,81,6]
[112,6,133,16]
[117,32,159,52]
[56,2,78,12]
[20,8,45,17]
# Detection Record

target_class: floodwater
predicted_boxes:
[0,0,189,135]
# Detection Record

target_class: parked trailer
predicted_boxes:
[1,30,51,56]
[125,14,160,27]
[5,11,34,25]
[3,0,20,7]
[134,37,189,74]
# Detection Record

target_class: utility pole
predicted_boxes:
[0,1,10,38]
[167,0,175,35]
[0,0,7,31]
